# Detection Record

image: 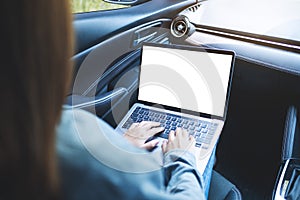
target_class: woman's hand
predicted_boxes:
[124,121,164,150]
[162,128,196,155]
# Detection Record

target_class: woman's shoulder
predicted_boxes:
[58,108,113,132]
[56,108,162,173]
[57,108,114,144]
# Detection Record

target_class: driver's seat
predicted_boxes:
[209,170,242,200]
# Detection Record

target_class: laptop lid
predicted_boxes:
[137,43,235,120]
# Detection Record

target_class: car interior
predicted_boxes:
[67,0,300,199]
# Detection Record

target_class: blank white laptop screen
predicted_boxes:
[138,45,233,117]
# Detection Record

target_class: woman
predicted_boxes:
[0,0,207,199]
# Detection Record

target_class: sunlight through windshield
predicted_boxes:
[194,0,300,42]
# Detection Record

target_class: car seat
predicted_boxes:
[208,170,242,200]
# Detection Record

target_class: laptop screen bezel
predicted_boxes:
[137,43,235,121]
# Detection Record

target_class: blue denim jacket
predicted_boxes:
[56,109,205,200]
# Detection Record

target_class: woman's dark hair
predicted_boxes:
[0,0,73,199]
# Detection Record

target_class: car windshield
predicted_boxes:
[193,0,300,43]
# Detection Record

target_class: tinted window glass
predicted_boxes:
[72,0,128,13]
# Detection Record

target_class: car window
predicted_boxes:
[193,0,300,44]
[72,0,128,13]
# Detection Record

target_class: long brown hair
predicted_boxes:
[0,0,73,199]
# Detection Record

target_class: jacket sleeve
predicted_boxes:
[163,149,205,199]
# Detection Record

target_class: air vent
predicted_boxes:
[170,16,195,39]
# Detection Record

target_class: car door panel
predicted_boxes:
[72,19,169,96]
[71,0,197,97]
[73,0,195,54]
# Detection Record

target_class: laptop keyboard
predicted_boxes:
[122,106,218,147]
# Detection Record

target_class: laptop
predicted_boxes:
[116,43,235,173]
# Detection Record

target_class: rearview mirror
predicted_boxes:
[104,0,149,6]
